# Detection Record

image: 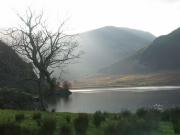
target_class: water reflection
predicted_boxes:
[48,86,180,113]
[47,94,72,111]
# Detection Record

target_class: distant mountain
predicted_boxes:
[0,41,36,92]
[139,28,180,70]
[101,27,180,75]
[65,26,155,79]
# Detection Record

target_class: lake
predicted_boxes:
[48,86,180,113]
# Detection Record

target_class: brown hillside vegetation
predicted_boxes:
[72,70,180,89]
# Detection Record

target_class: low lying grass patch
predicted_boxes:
[0,108,179,135]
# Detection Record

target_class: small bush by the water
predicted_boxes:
[15,113,25,122]
[136,108,147,118]
[74,113,89,135]
[93,111,105,127]
[32,112,42,120]
[121,110,131,117]
[39,116,56,135]
[60,124,72,135]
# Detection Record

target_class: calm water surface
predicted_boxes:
[48,86,180,113]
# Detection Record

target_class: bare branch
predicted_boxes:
[2,8,80,92]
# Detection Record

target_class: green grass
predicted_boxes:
[0,109,179,135]
[152,122,180,135]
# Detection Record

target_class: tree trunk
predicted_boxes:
[46,76,55,92]
[37,73,46,111]
[41,69,55,93]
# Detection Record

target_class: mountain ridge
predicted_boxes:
[100,27,180,75]
[65,26,155,79]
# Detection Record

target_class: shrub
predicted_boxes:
[103,112,109,117]
[121,110,131,117]
[172,122,180,134]
[74,113,89,135]
[161,110,171,121]
[136,108,147,118]
[102,115,157,135]
[170,108,180,133]
[32,112,42,120]
[60,124,72,135]
[65,115,71,123]
[103,120,120,135]
[15,113,25,122]
[21,127,39,135]
[141,109,160,130]
[0,121,21,135]
[32,112,42,126]
[133,118,147,135]
[39,116,56,135]
[93,111,105,127]
[141,111,159,131]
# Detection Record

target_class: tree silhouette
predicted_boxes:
[3,9,79,110]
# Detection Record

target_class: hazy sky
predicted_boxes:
[1,0,180,36]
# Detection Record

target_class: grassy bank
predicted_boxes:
[0,109,180,135]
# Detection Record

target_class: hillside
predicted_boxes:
[0,41,36,92]
[139,28,180,70]
[100,27,180,75]
[65,26,155,79]
[73,71,180,88]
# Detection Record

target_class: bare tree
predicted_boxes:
[3,9,79,110]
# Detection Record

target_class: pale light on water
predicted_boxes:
[72,86,180,93]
